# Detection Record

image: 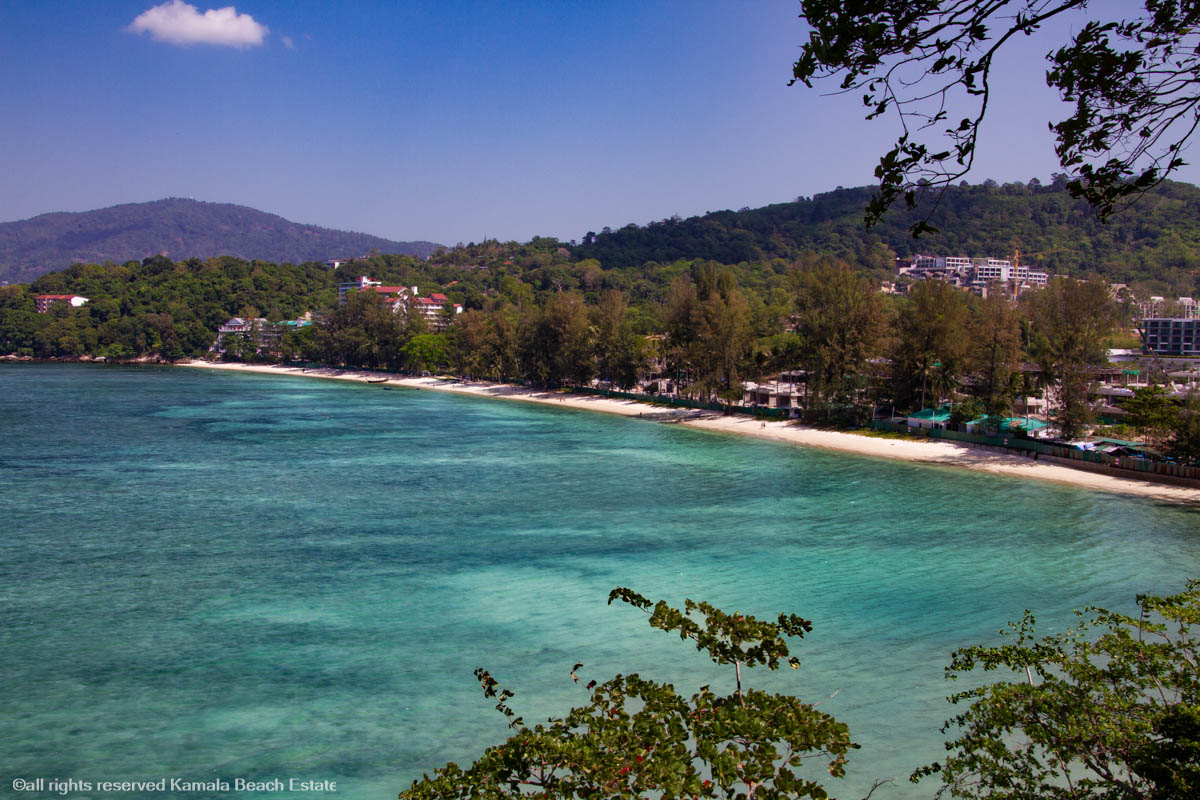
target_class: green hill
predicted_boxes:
[0,198,441,284]
[571,179,1200,293]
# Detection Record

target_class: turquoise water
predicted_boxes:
[2,364,1197,800]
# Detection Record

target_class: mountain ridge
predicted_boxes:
[0,198,441,283]
[568,179,1200,291]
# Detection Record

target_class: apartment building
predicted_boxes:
[1140,317,1200,356]
[903,255,1047,293]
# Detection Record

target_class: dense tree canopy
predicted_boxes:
[792,257,884,416]
[0,235,1171,450]
[570,181,1200,296]
[1023,276,1120,438]
[970,289,1023,419]
[914,580,1200,800]
[0,256,336,360]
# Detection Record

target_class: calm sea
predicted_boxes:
[2,364,1197,800]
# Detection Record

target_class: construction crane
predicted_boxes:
[1013,247,1072,266]
[1011,247,1074,298]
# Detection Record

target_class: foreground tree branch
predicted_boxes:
[912,579,1200,800]
[792,1,1200,234]
[400,588,867,800]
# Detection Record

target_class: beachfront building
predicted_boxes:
[962,416,1050,437]
[34,294,89,313]
[214,316,311,355]
[1012,393,1048,417]
[1139,317,1200,356]
[1007,417,1050,437]
[640,377,676,395]
[903,407,1051,437]
[215,318,273,353]
[905,407,952,430]
[742,379,804,413]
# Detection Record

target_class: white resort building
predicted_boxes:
[337,276,462,330]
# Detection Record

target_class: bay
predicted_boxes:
[2,364,1197,799]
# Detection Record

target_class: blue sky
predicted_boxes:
[3,1,1196,246]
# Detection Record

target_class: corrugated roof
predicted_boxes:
[1001,417,1047,431]
[909,408,951,420]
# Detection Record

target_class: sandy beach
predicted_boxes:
[178,360,1200,506]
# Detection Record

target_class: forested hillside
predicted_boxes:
[571,179,1200,293]
[0,256,340,360]
[9,176,1200,369]
[8,180,1200,296]
[0,199,441,284]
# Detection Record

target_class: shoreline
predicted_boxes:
[176,360,1200,506]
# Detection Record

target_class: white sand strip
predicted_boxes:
[176,361,1200,506]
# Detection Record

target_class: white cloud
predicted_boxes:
[281,35,294,50]
[127,1,268,48]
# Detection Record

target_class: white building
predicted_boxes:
[34,294,88,313]
[969,258,1047,288]
[905,255,1047,292]
[910,255,972,274]
[413,293,463,330]
[337,275,382,302]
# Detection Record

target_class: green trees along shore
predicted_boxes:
[0,251,1195,457]
[4,190,1200,461]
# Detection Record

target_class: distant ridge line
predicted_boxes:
[0,198,443,284]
